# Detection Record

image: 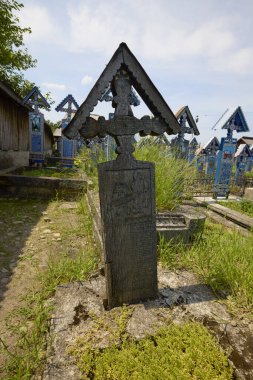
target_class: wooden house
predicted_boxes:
[0,81,54,168]
[44,121,54,156]
[0,81,30,168]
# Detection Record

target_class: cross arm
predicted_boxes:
[79,115,168,140]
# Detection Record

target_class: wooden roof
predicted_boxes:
[237,136,253,146]
[214,106,249,132]
[64,42,180,139]
[197,136,220,155]
[234,143,252,158]
[55,94,79,112]
[22,86,50,110]
[175,106,199,135]
[0,80,31,111]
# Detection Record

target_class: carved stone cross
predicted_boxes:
[63,43,180,309]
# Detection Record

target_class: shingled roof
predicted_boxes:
[64,42,180,139]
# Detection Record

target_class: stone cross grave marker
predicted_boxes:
[63,43,180,308]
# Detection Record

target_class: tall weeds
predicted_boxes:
[134,144,196,210]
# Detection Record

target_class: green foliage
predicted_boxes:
[243,169,253,178]
[69,322,233,380]
[1,198,98,378]
[45,119,61,133]
[219,199,253,218]
[158,222,253,314]
[0,0,37,97]
[134,144,196,210]
[74,146,107,188]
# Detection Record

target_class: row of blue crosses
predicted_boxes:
[21,86,250,164]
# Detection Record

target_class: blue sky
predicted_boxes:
[19,0,253,144]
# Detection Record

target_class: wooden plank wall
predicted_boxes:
[44,128,54,152]
[0,93,29,152]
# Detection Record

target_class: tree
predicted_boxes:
[0,0,37,97]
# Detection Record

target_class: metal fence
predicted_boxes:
[184,175,253,198]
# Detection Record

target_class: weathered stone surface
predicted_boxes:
[0,174,86,200]
[99,159,157,309]
[157,207,206,244]
[244,188,253,202]
[44,268,253,380]
[208,202,253,230]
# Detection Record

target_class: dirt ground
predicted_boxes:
[0,198,87,372]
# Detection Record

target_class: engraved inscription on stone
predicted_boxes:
[99,162,157,309]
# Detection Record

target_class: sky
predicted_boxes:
[18,0,253,145]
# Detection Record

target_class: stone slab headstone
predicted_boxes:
[99,157,157,308]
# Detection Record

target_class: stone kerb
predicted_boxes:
[0,173,87,200]
[244,188,253,202]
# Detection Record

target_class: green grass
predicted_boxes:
[218,199,253,218]
[68,320,233,380]
[134,145,196,210]
[158,222,253,315]
[243,169,253,178]
[0,198,99,379]
[74,146,107,189]
[20,167,81,178]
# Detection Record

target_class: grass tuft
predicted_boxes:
[158,222,253,314]
[218,199,253,218]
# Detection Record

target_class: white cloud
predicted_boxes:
[19,4,60,43]
[42,82,66,90]
[211,47,253,74]
[81,75,93,85]
[66,1,253,75]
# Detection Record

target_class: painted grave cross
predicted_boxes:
[234,144,252,185]
[55,95,79,165]
[201,137,220,176]
[171,106,199,159]
[187,137,199,162]
[213,106,249,198]
[64,42,180,309]
[22,87,50,164]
